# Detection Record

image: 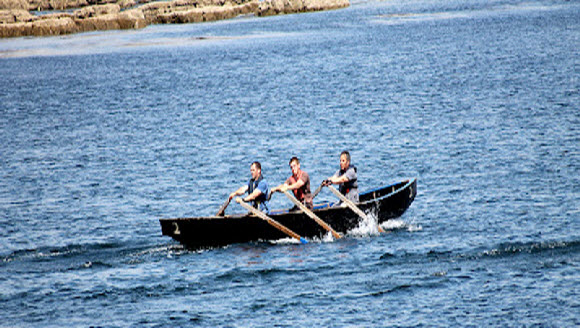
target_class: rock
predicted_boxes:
[75,12,122,32]
[28,0,49,11]
[0,9,34,23]
[157,7,202,24]
[116,8,146,29]
[0,0,28,10]
[257,0,348,16]
[304,0,348,11]
[117,0,136,9]
[73,3,120,19]
[31,16,76,35]
[29,0,89,11]
[0,21,32,37]
[0,0,349,38]
[75,8,145,32]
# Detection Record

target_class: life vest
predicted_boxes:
[248,174,263,195]
[248,175,268,211]
[288,170,305,201]
[339,165,358,195]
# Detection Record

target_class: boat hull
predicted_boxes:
[160,178,417,248]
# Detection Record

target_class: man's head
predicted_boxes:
[340,151,351,171]
[250,161,262,180]
[289,157,301,176]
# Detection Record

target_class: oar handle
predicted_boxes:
[326,185,385,233]
[216,197,231,216]
[235,198,307,244]
[311,182,325,200]
[282,190,341,239]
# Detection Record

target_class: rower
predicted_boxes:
[224,161,270,214]
[323,150,358,204]
[271,156,313,211]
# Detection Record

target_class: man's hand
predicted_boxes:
[272,185,288,193]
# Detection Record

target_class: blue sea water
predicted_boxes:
[1,0,579,326]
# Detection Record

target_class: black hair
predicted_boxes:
[289,157,300,165]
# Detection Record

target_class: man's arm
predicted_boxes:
[328,174,349,185]
[272,179,304,192]
[243,188,263,202]
[229,185,248,200]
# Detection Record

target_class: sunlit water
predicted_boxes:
[1,0,579,326]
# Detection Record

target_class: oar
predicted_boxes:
[216,197,231,216]
[235,198,308,244]
[282,190,342,239]
[326,185,386,233]
[311,182,325,200]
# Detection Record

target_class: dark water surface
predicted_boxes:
[1,0,579,326]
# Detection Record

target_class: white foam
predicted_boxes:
[381,219,406,230]
[407,223,423,232]
[321,231,336,243]
[269,230,340,245]
[349,212,382,237]
[270,237,303,245]
[380,219,422,232]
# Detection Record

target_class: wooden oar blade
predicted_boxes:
[216,198,231,216]
[282,190,342,239]
[327,185,385,233]
[311,182,325,200]
[235,198,308,244]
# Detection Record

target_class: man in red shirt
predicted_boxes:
[272,156,313,209]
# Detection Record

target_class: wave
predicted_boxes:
[349,215,418,237]
[213,265,317,283]
[368,1,570,26]
[480,239,580,259]
[379,239,580,263]
[1,240,187,273]
[67,260,113,270]
[2,242,124,262]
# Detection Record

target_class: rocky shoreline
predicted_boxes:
[0,0,349,38]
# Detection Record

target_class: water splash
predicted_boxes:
[348,212,382,237]
[321,231,336,243]
[381,219,407,230]
[382,218,423,233]
[269,237,304,245]
[131,244,188,258]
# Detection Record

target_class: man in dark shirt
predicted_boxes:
[325,151,359,203]
[228,161,270,213]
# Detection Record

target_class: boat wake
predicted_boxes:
[348,213,421,237]
[382,218,423,233]
[270,231,339,245]
[349,213,383,237]
[384,220,420,234]
[270,238,306,245]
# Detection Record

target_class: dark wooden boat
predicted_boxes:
[160,178,417,248]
